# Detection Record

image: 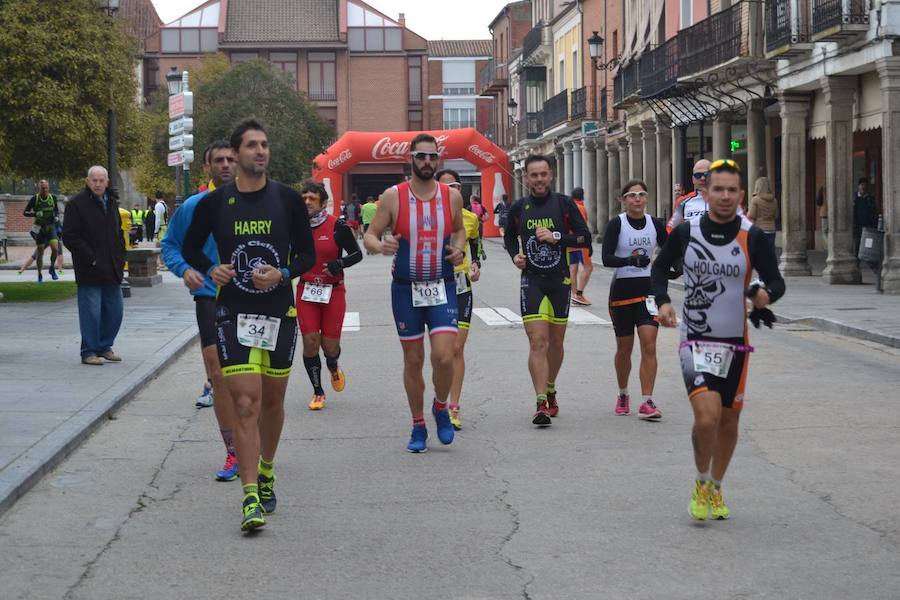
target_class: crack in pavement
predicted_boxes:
[63,411,197,600]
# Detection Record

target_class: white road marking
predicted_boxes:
[342,312,360,332]
[473,307,519,327]
[568,307,610,325]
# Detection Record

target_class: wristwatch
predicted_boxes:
[551,231,562,241]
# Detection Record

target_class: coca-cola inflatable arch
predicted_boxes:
[312,128,511,237]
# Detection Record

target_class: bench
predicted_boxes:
[125,248,163,287]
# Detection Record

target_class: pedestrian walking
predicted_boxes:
[61,166,126,366]
[748,176,778,254]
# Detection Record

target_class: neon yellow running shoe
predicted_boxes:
[449,404,461,431]
[689,480,712,521]
[241,494,265,531]
[710,486,731,520]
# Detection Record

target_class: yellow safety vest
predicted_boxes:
[131,208,144,225]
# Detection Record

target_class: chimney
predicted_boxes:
[398,13,405,27]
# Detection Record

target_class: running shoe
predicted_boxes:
[216,453,239,481]
[195,382,214,408]
[258,473,276,514]
[37,273,43,283]
[330,368,346,392]
[432,402,455,445]
[449,404,462,431]
[615,393,631,415]
[571,295,586,306]
[407,424,428,453]
[578,293,592,306]
[546,391,559,417]
[638,399,662,420]
[532,400,552,426]
[49,267,59,281]
[308,394,325,410]
[710,486,731,520]
[241,494,265,531]
[689,480,712,521]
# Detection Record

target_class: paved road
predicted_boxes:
[3,245,900,599]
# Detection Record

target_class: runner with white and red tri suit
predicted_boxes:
[652,158,785,522]
[297,181,363,411]
[668,158,745,233]
[601,179,668,420]
[364,133,466,453]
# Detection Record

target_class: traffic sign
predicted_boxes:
[167,150,195,167]
[582,121,601,137]
[168,117,193,136]
[168,92,194,119]
[169,134,194,152]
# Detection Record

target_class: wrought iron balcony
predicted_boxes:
[765,0,812,58]
[600,87,608,123]
[571,86,587,120]
[811,0,869,41]
[614,72,624,106]
[640,37,678,98]
[542,89,568,130]
[523,23,550,64]
[679,1,757,79]
[478,58,508,96]
[518,111,543,141]
[614,60,641,106]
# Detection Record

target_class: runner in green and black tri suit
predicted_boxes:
[504,154,591,427]
[183,118,316,532]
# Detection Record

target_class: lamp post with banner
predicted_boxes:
[166,68,194,204]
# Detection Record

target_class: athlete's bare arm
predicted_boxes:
[445,188,465,266]
[364,188,398,255]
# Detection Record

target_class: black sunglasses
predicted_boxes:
[412,151,440,162]
[692,171,708,179]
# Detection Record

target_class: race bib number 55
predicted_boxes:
[691,342,734,378]
[412,279,447,307]
[237,314,280,350]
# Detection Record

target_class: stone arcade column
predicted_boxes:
[746,99,767,196]
[563,142,575,195]
[672,126,686,198]
[618,138,630,196]
[711,112,731,161]
[656,123,672,220]
[641,120,657,215]
[877,57,900,294]
[778,93,813,276]
[596,144,610,238]
[608,142,622,221]
[581,138,597,233]
[627,125,643,180]
[573,140,583,190]
[822,76,862,284]
[513,168,523,199]
[554,145,565,194]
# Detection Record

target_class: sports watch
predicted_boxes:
[551,231,562,241]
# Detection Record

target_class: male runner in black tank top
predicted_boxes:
[504,154,591,426]
[652,159,785,522]
[183,119,316,531]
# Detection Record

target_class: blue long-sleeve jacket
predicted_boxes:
[161,190,217,298]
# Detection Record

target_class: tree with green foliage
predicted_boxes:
[136,56,334,194]
[0,0,146,179]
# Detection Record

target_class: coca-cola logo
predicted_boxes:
[327,148,352,170]
[468,144,495,164]
[371,134,450,161]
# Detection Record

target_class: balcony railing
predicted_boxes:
[765,0,810,52]
[614,71,624,105]
[623,61,641,97]
[811,0,868,36]
[640,37,679,98]
[518,111,543,141]
[478,58,508,95]
[571,86,587,120]
[542,89,568,129]
[678,2,745,78]
[600,87,608,122]
[523,23,549,61]
[309,90,337,101]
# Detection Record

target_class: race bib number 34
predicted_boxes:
[692,342,734,378]
[412,279,447,307]
[301,282,333,304]
[237,314,280,350]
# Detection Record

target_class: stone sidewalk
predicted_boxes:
[0,272,198,515]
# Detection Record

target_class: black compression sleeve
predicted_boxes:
[653,217,668,247]
[287,194,316,279]
[748,227,786,303]
[183,194,216,275]
[560,198,592,248]
[334,221,362,269]
[504,201,523,259]
[23,196,35,216]
[601,217,631,267]
[469,238,480,265]
[651,222,689,305]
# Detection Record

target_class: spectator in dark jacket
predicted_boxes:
[62,166,126,366]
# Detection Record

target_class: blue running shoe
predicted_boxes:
[195,382,214,408]
[49,267,58,281]
[216,453,238,481]
[432,402,455,445]
[407,424,428,453]
[37,273,43,283]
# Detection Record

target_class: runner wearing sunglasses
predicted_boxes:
[651,159,785,521]
[668,159,746,233]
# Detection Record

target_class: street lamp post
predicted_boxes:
[588,31,618,123]
[99,0,121,190]
[507,98,518,143]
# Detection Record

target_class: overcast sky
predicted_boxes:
[152,0,509,40]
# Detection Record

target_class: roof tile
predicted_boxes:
[224,0,340,43]
[427,40,492,57]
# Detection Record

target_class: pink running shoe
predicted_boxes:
[638,399,662,420]
[614,393,630,415]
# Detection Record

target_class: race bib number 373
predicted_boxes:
[412,279,447,307]
[237,314,280,350]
